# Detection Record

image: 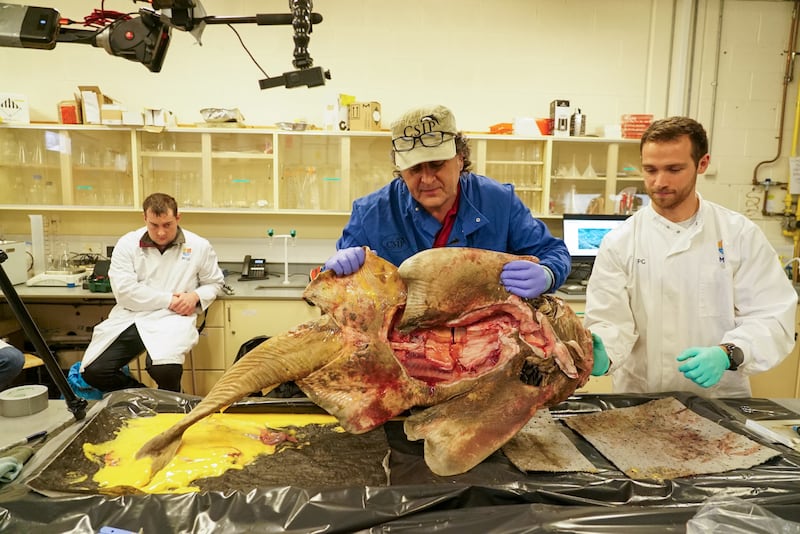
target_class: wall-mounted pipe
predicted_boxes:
[752,0,800,188]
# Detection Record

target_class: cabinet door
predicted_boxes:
[192,325,225,370]
[350,134,390,203]
[480,138,547,214]
[549,139,643,216]
[139,131,203,206]
[0,127,65,206]
[550,140,609,215]
[277,133,345,211]
[224,300,321,368]
[69,128,134,207]
[210,131,274,209]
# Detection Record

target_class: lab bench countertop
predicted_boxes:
[2,273,589,304]
[0,273,311,302]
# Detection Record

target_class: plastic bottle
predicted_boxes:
[570,109,585,137]
[323,104,337,131]
[567,185,578,213]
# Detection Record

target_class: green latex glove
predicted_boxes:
[677,346,729,388]
[591,333,610,376]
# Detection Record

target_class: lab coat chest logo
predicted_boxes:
[181,247,192,261]
[717,240,725,264]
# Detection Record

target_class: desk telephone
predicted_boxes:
[239,255,268,281]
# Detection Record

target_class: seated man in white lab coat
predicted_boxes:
[80,193,224,393]
[584,116,797,398]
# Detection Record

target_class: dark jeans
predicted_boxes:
[82,323,183,392]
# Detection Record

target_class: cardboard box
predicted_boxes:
[144,108,169,127]
[101,104,123,125]
[550,99,570,138]
[77,86,109,124]
[0,93,31,124]
[76,85,126,125]
[122,110,144,126]
[348,101,382,131]
[58,100,81,124]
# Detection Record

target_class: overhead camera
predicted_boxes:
[0,0,331,88]
[0,3,60,49]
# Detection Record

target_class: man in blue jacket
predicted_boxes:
[324,104,570,299]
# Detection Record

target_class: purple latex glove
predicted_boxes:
[677,346,728,388]
[323,247,366,276]
[500,260,551,299]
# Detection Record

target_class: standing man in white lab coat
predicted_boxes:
[80,193,224,393]
[584,117,797,397]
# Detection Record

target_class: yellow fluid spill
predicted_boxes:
[82,412,340,494]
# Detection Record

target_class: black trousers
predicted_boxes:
[82,323,183,392]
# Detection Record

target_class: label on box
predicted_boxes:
[59,101,80,124]
[550,100,570,137]
[348,102,382,131]
[0,93,31,124]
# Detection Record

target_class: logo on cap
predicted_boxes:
[403,114,440,137]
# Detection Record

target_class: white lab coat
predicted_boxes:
[80,227,224,369]
[584,195,797,397]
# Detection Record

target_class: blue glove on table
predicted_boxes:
[0,446,34,484]
[500,260,552,299]
[323,247,366,276]
[591,333,611,376]
[677,346,728,388]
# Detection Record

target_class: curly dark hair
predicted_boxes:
[391,132,473,178]
[143,192,178,216]
[640,116,708,167]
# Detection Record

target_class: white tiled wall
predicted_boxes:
[690,0,796,255]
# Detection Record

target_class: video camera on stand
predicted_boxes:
[0,0,330,88]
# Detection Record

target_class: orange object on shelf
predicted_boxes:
[536,118,554,135]
[621,114,653,139]
[489,122,513,134]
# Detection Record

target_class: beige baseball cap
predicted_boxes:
[391,105,457,171]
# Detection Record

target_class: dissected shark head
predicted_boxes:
[136,247,593,480]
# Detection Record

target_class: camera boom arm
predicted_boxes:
[0,0,330,86]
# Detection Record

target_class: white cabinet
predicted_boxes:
[223,299,321,368]
[549,137,642,216]
[0,123,641,218]
[472,136,548,214]
[0,125,135,208]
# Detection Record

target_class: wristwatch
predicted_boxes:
[720,343,744,371]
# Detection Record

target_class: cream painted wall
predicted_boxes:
[3,0,667,129]
[0,0,798,259]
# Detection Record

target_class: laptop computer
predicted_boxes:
[561,214,629,289]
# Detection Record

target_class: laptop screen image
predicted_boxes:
[562,214,629,284]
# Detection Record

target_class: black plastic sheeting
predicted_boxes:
[1,391,800,533]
